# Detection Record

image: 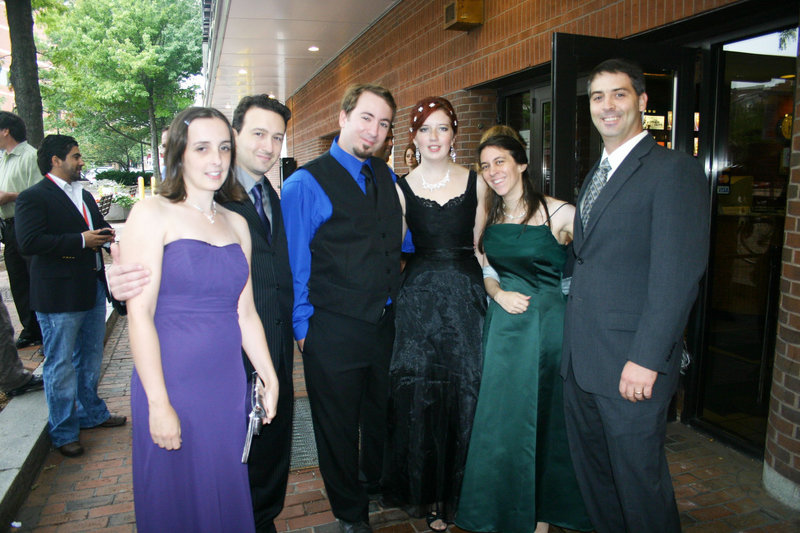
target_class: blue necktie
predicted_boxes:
[250,183,271,244]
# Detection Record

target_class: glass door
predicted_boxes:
[502,86,552,194]
[697,30,796,452]
[550,33,698,203]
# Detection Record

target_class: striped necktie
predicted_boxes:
[580,158,611,228]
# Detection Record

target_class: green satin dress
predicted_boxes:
[456,224,592,532]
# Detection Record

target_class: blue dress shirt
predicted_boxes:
[281,138,413,341]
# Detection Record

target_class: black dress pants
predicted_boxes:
[302,305,394,523]
[248,356,294,533]
[3,219,40,341]
[563,364,680,533]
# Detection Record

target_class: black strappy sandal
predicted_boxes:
[426,511,448,532]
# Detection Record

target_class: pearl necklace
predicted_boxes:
[186,199,217,224]
[420,166,451,191]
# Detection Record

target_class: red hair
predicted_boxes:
[409,97,458,138]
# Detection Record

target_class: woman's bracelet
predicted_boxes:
[482,264,499,282]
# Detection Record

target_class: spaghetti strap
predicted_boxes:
[544,202,569,226]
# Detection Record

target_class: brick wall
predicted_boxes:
[765,16,800,509]
[285,0,739,163]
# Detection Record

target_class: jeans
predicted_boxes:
[37,280,110,447]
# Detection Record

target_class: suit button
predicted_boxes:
[577,258,584,264]
[275,319,282,325]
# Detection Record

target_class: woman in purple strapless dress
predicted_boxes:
[120,107,279,533]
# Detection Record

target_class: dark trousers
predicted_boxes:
[249,360,294,533]
[303,305,394,523]
[3,219,40,341]
[563,364,680,533]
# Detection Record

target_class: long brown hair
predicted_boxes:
[477,134,546,253]
[159,107,247,204]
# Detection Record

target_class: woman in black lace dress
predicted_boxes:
[382,97,487,531]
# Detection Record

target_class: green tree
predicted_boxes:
[38,0,201,176]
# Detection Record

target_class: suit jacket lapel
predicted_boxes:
[573,161,597,252]
[581,135,656,239]
[44,178,89,229]
[228,197,271,244]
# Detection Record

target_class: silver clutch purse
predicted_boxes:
[242,373,265,463]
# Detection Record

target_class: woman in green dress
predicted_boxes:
[456,134,592,533]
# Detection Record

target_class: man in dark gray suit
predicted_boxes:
[108,96,294,533]
[561,58,709,533]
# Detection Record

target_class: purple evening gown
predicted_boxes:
[131,239,255,533]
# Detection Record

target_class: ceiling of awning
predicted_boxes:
[203,0,401,111]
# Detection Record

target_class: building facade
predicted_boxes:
[277,0,800,508]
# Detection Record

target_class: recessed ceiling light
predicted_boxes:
[268,93,276,99]
[238,68,247,74]
[308,45,319,52]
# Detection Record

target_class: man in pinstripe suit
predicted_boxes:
[109,96,295,533]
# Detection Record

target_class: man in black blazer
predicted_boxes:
[227,95,295,533]
[15,135,126,458]
[561,59,709,532]
[108,96,295,533]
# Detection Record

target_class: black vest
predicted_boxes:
[304,152,402,323]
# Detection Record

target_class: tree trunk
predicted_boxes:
[6,0,44,147]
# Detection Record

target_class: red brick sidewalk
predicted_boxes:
[11,317,800,532]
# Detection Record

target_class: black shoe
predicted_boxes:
[337,519,372,533]
[97,415,127,428]
[15,336,42,349]
[58,441,84,457]
[6,375,44,397]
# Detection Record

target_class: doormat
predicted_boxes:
[290,396,318,470]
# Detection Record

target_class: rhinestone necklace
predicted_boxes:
[502,200,526,220]
[420,166,451,191]
[186,199,217,224]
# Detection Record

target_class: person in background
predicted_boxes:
[561,58,709,533]
[0,296,43,397]
[457,133,591,533]
[122,107,279,532]
[159,127,169,181]
[381,125,394,165]
[400,143,417,178]
[382,96,486,532]
[0,111,43,349]
[15,134,126,458]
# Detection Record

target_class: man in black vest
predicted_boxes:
[108,95,295,533]
[281,84,401,533]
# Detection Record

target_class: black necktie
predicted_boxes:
[361,164,376,204]
[250,183,272,244]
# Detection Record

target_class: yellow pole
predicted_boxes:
[137,176,145,200]
[150,175,156,195]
